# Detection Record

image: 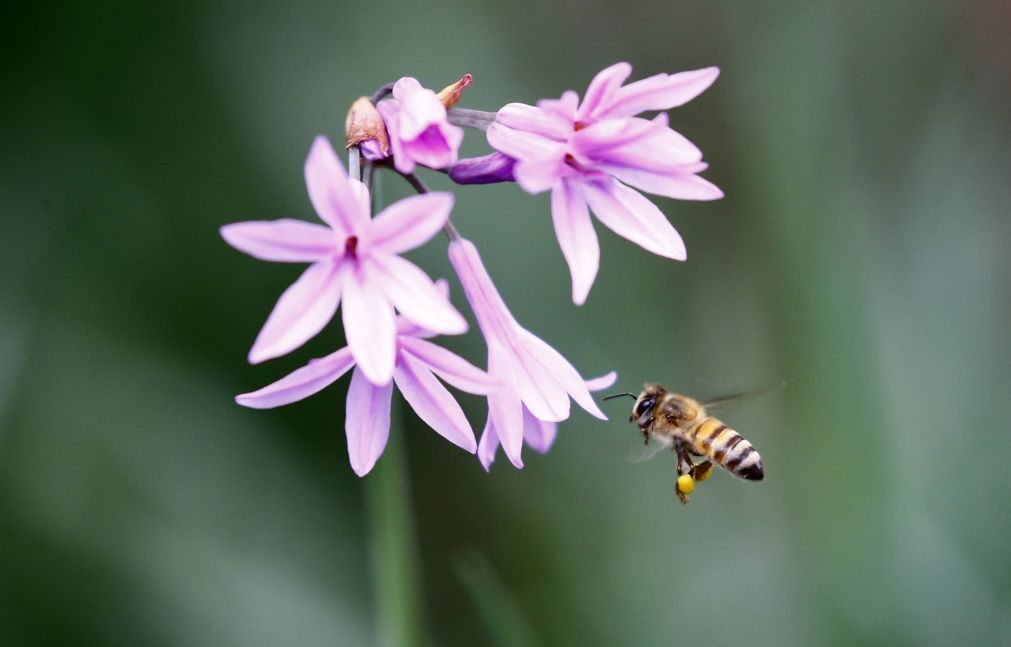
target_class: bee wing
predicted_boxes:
[625,439,674,464]
[702,381,786,411]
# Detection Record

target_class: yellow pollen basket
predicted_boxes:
[676,474,695,494]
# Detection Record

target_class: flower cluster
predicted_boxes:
[222,63,721,475]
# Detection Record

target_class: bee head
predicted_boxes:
[631,384,667,428]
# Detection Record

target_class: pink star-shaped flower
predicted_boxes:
[221,136,466,384]
[235,281,495,476]
[487,62,723,305]
[448,238,616,469]
[377,77,464,174]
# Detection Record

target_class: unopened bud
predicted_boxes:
[437,74,473,109]
[345,97,390,158]
[449,152,516,185]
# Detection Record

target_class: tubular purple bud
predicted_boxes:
[449,152,516,185]
[345,97,390,157]
[437,74,473,109]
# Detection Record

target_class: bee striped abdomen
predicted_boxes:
[690,417,764,481]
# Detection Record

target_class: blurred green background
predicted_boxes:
[2,1,1009,645]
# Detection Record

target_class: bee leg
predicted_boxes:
[675,444,693,476]
[691,461,714,482]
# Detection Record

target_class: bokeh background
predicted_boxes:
[3,1,1009,645]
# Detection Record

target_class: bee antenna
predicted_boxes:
[602,392,637,402]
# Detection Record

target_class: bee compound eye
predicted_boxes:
[635,397,655,417]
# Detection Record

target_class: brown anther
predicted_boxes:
[345,236,359,256]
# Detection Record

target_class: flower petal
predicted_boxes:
[394,279,447,339]
[513,158,566,195]
[536,91,579,123]
[585,371,618,392]
[599,67,720,119]
[236,346,355,409]
[551,181,599,305]
[600,165,723,201]
[220,219,336,263]
[304,136,369,234]
[594,120,705,172]
[487,350,525,468]
[523,406,558,454]
[578,62,633,121]
[477,417,505,471]
[516,330,608,420]
[342,265,397,385]
[393,77,446,140]
[572,116,665,157]
[345,366,393,476]
[582,179,687,260]
[448,239,518,337]
[377,100,413,172]
[487,123,567,162]
[495,102,571,141]
[512,338,571,423]
[400,122,463,171]
[249,262,343,364]
[394,353,477,452]
[368,192,454,255]
[398,336,498,395]
[370,254,467,336]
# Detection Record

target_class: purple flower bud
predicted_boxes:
[448,152,517,185]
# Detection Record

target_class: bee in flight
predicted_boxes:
[606,383,766,504]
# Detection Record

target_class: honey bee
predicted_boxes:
[606,383,767,504]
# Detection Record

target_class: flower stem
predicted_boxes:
[363,161,377,200]
[348,146,361,182]
[365,421,425,647]
[448,107,497,131]
[370,82,396,105]
[393,169,461,240]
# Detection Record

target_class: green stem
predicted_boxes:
[364,366,425,647]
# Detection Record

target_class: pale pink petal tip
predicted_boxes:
[236,347,356,409]
[477,422,499,471]
[247,263,342,364]
[220,220,335,263]
[345,367,394,476]
[586,371,618,392]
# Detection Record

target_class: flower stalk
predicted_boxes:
[348,145,361,182]
[394,169,461,241]
[447,107,497,131]
[365,421,425,647]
